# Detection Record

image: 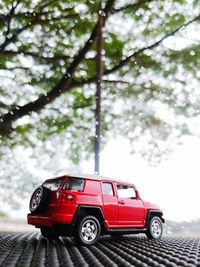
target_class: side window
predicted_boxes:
[64,178,84,192]
[117,185,136,199]
[102,183,114,196]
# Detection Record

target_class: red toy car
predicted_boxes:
[27,174,164,245]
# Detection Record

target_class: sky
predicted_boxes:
[82,135,200,222]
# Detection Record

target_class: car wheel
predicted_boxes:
[41,227,59,239]
[29,186,50,213]
[75,216,101,246]
[146,216,163,240]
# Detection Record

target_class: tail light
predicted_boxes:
[60,191,74,202]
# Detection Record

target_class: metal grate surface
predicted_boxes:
[0,232,200,267]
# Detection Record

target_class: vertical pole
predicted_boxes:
[94,5,104,175]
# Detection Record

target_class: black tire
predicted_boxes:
[29,186,50,213]
[41,227,59,239]
[74,216,101,246]
[146,216,163,240]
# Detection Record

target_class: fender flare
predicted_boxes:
[72,205,105,229]
[145,210,165,228]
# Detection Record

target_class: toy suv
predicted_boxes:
[27,174,164,245]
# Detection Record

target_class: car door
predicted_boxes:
[101,182,118,227]
[117,184,145,227]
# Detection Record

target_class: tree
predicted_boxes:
[0,0,200,168]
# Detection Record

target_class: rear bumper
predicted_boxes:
[27,213,74,227]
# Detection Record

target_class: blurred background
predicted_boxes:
[0,0,200,235]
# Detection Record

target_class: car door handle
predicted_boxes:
[118,200,125,205]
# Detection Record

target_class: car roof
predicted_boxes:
[66,173,132,184]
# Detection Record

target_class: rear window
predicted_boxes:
[43,177,64,191]
[64,177,84,192]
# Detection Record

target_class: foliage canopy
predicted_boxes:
[0,0,200,173]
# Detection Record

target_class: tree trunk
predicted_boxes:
[94,5,104,175]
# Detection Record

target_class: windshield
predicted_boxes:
[43,177,64,191]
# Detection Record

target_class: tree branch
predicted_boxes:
[0,66,29,70]
[35,0,57,11]
[0,50,71,64]
[0,0,116,136]
[25,13,79,24]
[2,4,198,137]
[71,14,200,87]
[0,50,96,66]
[0,22,33,51]
[1,0,21,51]
[0,12,79,52]
[113,0,154,13]
[0,1,77,52]
[0,7,76,21]
[102,79,151,88]
[104,14,200,76]
[103,79,132,85]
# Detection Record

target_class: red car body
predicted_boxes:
[27,174,164,245]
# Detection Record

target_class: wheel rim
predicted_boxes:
[81,219,98,243]
[30,188,43,211]
[151,219,162,238]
